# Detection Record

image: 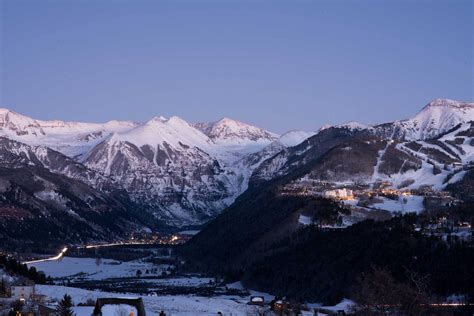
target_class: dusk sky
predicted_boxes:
[1,0,472,133]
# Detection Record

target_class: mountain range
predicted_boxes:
[0,98,472,246]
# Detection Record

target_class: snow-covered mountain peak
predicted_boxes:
[0,108,11,115]
[110,115,211,150]
[423,98,473,110]
[337,121,369,130]
[145,115,193,129]
[415,99,473,122]
[146,116,168,124]
[370,99,473,141]
[0,107,39,126]
[399,99,474,140]
[276,130,315,147]
[318,124,333,132]
[217,117,237,124]
[167,115,193,127]
[198,117,278,142]
[104,120,139,128]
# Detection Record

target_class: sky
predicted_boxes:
[0,0,472,133]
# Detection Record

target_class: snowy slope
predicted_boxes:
[36,285,262,316]
[241,130,314,170]
[0,136,110,188]
[0,137,152,244]
[195,117,278,143]
[0,108,280,227]
[229,129,315,194]
[319,99,473,142]
[404,99,474,139]
[274,130,315,147]
[84,117,240,226]
[1,98,471,228]
[374,99,474,140]
[0,108,138,158]
[194,117,278,162]
[111,116,213,151]
[250,99,473,192]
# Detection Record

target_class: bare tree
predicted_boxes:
[351,267,430,315]
[114,306,128,316]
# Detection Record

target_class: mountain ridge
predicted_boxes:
[0,98,472,228]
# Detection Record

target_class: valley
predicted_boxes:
[0,99,473,314]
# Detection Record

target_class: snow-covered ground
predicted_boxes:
[37,285,262,316]
[28,257,165,280]
[27,258,352,315]
[74,305,137,316]
[37,283,354,316]
[371,196,424,213]
[309,298,355,314]
[147,277,213,288]
[342,195,424,214]
[38,284,353,316]
[298,214,313,225]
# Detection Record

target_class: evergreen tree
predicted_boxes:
[93,304,101,316]
[56,294,75,316]
[0,278,6,295]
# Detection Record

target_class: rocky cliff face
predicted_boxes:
[0,137,154,248]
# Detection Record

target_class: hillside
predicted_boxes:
[0,98,472,245]
[180,99,474,303]
[0,137,156,250]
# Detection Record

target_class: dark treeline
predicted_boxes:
[180,189,347,271]
[180,186,474,305]
[240,215,474,304]
[0,255,50,284]
[446,169,474,204]
[69,246,155,262]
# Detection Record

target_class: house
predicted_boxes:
[10,279,35,300]
[93,297,146,316]
[38,304,58,316]
[324,188,354,200]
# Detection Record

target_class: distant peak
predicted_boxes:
[0,108,20,116]
[167,116,190,126]
[0,108,36,123]
[146,116,167,124]
[337,121,368,130]
[423,98,473,110]
[196,117,278,141]
[215,117,244,125]
[218,117,233,122]
[318,124,332,132]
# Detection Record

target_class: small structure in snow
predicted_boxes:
[93,297,146,316]
[248,296,264,306]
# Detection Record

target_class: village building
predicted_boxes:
[324,188,354,200]
[10,278,35,301]
[37,304,57,316]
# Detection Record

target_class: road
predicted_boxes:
[23,247,68,264]
[22,241,153,264]
[22,239,173,265]
[78,241,151,249]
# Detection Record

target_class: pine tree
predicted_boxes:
[0,278,6,295]
[56,294,75,316]
[93,304,101,316]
